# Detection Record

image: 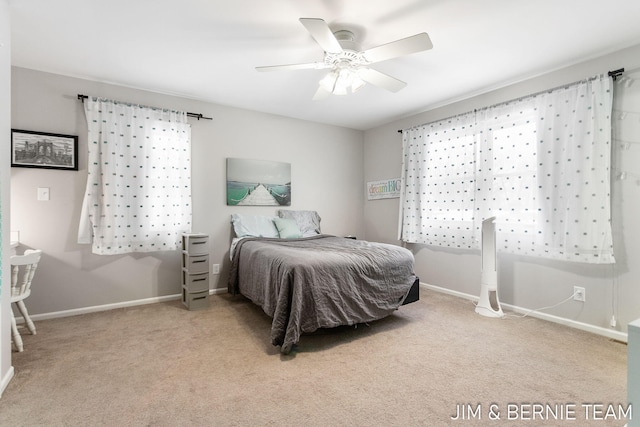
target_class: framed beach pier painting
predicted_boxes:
[226,158,291,206]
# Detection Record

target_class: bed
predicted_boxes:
[227,211,419,354]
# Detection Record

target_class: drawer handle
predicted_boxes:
[193,296,207,301]
[192,241,205,245]
[193,278,206,282]
[192,259,206,263]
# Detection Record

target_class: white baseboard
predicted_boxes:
[0,366,14,399]
[20,283,627,343]
[423,283,629,343]
[21,287,228,323]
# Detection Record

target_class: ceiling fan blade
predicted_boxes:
[256,62,330,72]
[357,68,407,92]
[363,33,433,64]
[312,85,332,101]
[299,18,343,54]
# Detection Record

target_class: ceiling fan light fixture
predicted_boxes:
[333,85,348,96]
[333,68,354,95]
[319,71,339,92]
[319,67,366,96]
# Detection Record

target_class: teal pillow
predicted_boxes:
[273,217,302,239]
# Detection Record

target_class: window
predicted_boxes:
[400,75,614,263]
[78,97,192,255]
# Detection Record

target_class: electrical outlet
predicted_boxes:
[573,286,585,302]
[212,264,220,274]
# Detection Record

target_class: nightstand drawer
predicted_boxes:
[182,234,209,255]
[182,253,209,274]
[182,271,209,293]
[182,289,209,310]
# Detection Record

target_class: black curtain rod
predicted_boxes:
[609,68,625,80]
[77,94,212,120]
[397,68,626,133]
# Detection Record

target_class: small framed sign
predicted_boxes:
[11,129,78,171]
[367,178,401,200]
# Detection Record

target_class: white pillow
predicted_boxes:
[277,210,321,237]
[231,214,279,238]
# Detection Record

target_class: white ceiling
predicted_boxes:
[9,0,640,130]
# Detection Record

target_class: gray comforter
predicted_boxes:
[228,235,416,354]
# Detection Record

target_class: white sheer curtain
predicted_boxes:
[78,97,192,255]
[400,74,615,263]
[399,112,478,248]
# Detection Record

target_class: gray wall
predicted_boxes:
[364,43,640,335]
[10,67,364,316]
[1,0,12,395]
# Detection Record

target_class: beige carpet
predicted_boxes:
[0,287,628,426]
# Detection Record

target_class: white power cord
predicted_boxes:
[502,290,579,319]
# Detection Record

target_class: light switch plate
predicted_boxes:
[37,187,50,201]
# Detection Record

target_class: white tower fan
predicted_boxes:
[475,216,504,318]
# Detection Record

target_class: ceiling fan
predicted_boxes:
[256,18,433,100]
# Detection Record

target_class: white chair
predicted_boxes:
[10,249,42,352]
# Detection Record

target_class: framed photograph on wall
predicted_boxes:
[11,129,78,170]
